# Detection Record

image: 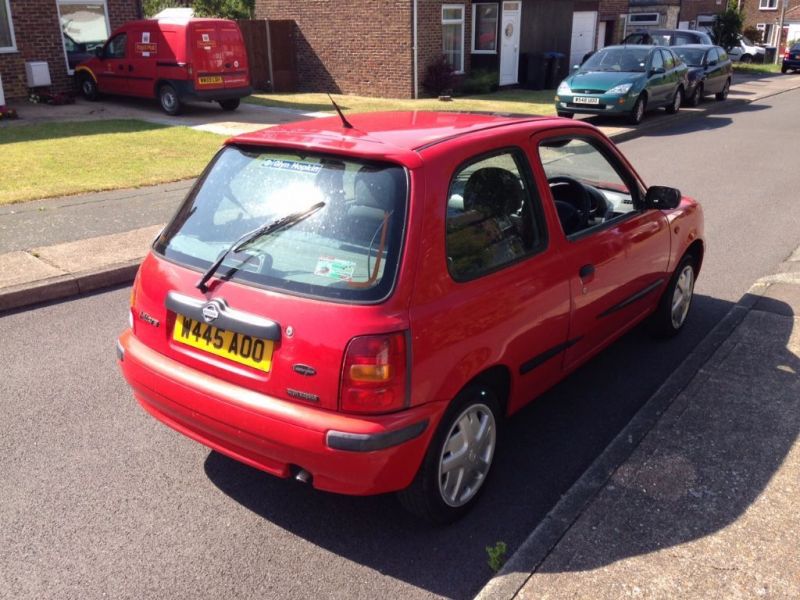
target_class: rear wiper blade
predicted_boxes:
[196,201,325,292]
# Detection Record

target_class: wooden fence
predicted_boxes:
[237,19,297,93]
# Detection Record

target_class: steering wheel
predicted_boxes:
[548,176,591,233]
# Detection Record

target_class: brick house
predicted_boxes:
[255,0,576,98]
[740,0,800,53]
[0,0,141,103]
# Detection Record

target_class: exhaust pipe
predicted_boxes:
[294,468,312,485]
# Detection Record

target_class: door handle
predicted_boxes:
[579,264,595,280]
[128,65,133,72]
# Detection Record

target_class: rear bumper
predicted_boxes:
[174,81,253,102]
[117,330,441,495]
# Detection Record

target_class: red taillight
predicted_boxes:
[340,332,407,414]
[785,51,791,60]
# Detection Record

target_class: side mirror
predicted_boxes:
[708,59,718,66]
[650,66,666,75]
[644,186,681,210]
[94,46,104,58]
[572,64,580,71]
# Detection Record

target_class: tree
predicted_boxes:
[192,0,254,19]
[711,1,743,51]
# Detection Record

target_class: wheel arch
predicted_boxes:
[459,365,512,417]
[685,239,705,276]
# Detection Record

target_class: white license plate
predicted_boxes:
[573,96,600,105]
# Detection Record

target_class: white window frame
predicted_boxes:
[442,4,465,73]
[0,0,18,53]
[628,13,661,26]
[471,2,498,55]
[758,0,778,10]
[56,0,112,75]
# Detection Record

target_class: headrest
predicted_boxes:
[354,166,396,212]
[463,167,523,218]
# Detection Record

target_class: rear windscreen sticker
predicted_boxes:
[261,159,322,175]
[314,257,355,281]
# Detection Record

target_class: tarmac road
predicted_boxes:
[2,90,799,599]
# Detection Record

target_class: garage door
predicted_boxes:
[571,11,597,67]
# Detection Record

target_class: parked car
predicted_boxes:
[782,43,800,73]
[117,110,704,524]
[75,17,252,115]
[556,45,689,124]
[63,33,104,70]
[622,28,713,47]
[673,45,732,105]
[727,36,765,63]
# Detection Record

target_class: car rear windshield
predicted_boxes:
[674,48,705,66]
[581,47,650,72]
[154,146,408,302]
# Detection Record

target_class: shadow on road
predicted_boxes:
[203,293,771,598]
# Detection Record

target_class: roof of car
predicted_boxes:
[229,111,580,164]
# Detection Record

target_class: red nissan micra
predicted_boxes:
[117,112,704,523]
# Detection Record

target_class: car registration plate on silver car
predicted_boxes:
[573,96,599,105]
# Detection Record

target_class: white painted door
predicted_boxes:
[570,11,597,68]
[597,21,607,51]
[499,2,522,86]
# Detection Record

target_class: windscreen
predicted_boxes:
[580,47,650,73]
[154,146,408,302]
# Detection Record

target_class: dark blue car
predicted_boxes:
[673,45,732,106]
[783,44,800,74]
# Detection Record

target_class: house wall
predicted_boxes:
[741,0,800,48]
[679,0,725,25]
[255,0,414,98]
[0,0,140,101]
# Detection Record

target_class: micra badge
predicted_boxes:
[139,311,160,327]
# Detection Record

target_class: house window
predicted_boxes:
[442,4,465,73]
[0,0,17,53]
[759,0,778,9]
[472,3,498,53]
[628,13,661,26]
[57,1,111,74]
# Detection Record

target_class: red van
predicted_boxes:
[76,18,252,115]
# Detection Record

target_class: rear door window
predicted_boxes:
[155,147,408,302]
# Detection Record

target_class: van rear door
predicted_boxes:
[189,21,250,93]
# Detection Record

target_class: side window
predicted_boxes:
[446,151,546,280]
[707,48,719,64]
[538,138,639,238]
[717,48,728,62]
[650,50,664,71]
[662,49,675,70]
[105,33,126,59]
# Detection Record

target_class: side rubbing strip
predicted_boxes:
[520,337,582,375]
[597,278,665,319]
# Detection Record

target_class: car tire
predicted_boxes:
[666,87,683,114]
[397,385,500,525]
[689,83,703,107]
[159,83,182,116]
[219,98,240,111]
[79,74,99,101]
[781,65,789,74]
[715,78,730,101]
[628,94,646,125]
[557,111,574,119]
[650,253,697,338]
[741,54,752,64]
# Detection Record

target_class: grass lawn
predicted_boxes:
[246,89,557,117]
[0,119,225,204]
[733,62,783,74]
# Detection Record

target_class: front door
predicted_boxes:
[499,2,521,86]
[96,32,128,95]
[570,11,597,68]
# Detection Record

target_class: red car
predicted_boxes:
[76,18,251,115]
[117,112,704,523]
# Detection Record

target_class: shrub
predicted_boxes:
[743,26,762,44]
[422,55,456,97]
[458,69,499,95]
[711,2,743,52]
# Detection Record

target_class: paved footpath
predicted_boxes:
[478,250,800,599]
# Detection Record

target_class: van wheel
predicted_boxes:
[397,385,499,525]
[219,98,240,111]
[79,74,98,101]
[159,84,182,115]
[666,87,683,114]
[649,254,696,338]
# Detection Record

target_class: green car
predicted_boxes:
[555,45,689,125]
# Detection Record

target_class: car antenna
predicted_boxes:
[328,93,354,129]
